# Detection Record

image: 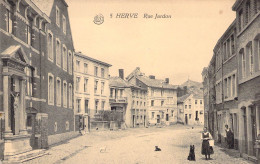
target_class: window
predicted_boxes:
[62,15,66,34]
[239,10,244,31]
[132,100,135,106]
[231,35,235,54]
[6,9,13,33]
[48,74,54,105]
[94,80,98,94]
[223,42,227,60]
[161,101,164,106]
[26,20,33,46]
[258,40,260,70]
[76,77,80,92]
[254,0,258,14]
[189,105,191,109]
[101,101,105,110]
[151,100,154,106]
[248,44,254,75]
[76,99,81,113]
[246,1,251,24]
[94,66,98,76]
[68,51,72,74]
[85,99,89,113]
[171,110,174,117]
[119,89,123,97]
[56,6,60,27]
[200,100,203,104]
[232,75,236,97]
[110,88,114,98]
[84,78,88,93]
[101,82,105,95]
[161,89,164,96]
[241,51,246,78]
[152,112,155,119]
[95,100,99,113]
[63,81,67,108]
[101,68,105,78]
[48,32,53,60]
[84,63,88,73]
[65,121,69,131]
[54,122,57,132]
[137,101,139,106]
[25,67,33,96]
[56,78,61,106]
[69,84,72,108]
[144,102,146,106]
[63,45,67,71]
[189,114,191,119]
[76,60,80,72]
[195,100,197,104]
[185,105,187,109]
[56,39,61,66]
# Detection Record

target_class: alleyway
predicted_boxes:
[25,125,252,164]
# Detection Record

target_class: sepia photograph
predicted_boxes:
[0,0,259,163]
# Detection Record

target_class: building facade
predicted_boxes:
[203,0,260,161]
[177,94,204,126]
[73,52,111,132]
[109,69,148,128]
[0,0,75,161]
[126,67,178,126]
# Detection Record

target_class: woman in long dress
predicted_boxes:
[201,127,213,160]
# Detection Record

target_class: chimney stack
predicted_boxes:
[165,78,169,84]
[149,75,155,79]
[119,69,124,79]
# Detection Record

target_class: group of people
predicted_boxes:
[201,125,234,160]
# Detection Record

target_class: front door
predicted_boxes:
[185,114,188,124]
[144,116,146,127]
[132,115,135,127]
[251,107,257,156]
[157,115,160,123]
[166,114,169,121]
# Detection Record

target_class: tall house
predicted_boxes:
[126,67,178,126]
[109,69,148,128]
[0,0,75,160]
[233,0,260,158]
[73,52,111,131]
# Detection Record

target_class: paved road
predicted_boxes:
[26,125,252,164]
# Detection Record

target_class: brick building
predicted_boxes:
[73,52,111,132]
[126,67,178,126]
[0,0,75,161]
[109,69,148,128]
[202,0,260,161]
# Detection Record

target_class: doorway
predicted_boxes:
[185,114,188,125]
[144,116,146,127]
[157,115,160,123]
[132,115,135,127]
[166,114,169,121]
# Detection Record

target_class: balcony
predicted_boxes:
[109,97,128,104]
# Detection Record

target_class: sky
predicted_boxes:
[67,0,236,85]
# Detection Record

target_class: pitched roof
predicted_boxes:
[75,52,112,67]
[177,94,191,103]
[31,0,54,17]
[109,77,133,88]
[137,76,177,89]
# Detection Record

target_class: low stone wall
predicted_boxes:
[90,121,110,130]
[48,131,80,146]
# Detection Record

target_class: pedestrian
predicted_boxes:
[226,127,234,149]
[201,127,213,160]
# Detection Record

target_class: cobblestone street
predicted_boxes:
[25,125,252,164]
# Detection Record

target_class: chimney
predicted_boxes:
[165,78,169,84]
[119,69,124,79]
[149,75,155,79]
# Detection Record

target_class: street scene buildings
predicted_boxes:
[202,0,260,162]
[0,0,259,163]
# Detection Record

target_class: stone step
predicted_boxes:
[3,149,48,163]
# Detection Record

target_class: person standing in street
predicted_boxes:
[201,127,214,160]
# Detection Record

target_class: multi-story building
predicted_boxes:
[126,67,178,126]
[0,0,75,161]
[109,69,148,128]
[73,52,111,132]
[203,0,260,161]
[177,93,204,125]
[232,0,260,159]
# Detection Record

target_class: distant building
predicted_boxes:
[126,67,178,126]
[73,52,111,132]
[177,94,204,125]
[109,69,148,128]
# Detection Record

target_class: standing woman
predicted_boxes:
[201,127,213,160]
